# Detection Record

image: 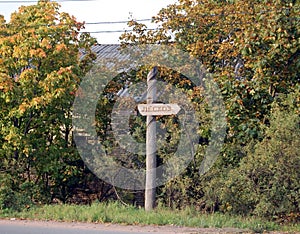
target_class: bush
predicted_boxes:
[0,174,33,212]
[220,90,300,221]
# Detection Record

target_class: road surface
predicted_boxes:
[0,219,250,234]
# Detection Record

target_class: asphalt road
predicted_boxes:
[0,224,143,234]
[0,221,153,234]
[0,219,250,234]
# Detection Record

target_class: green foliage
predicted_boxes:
[0,0,96,209]
[120,0,300,221]
[0,174,34,211]
[0,0,298,223]
[121,0,299,146]
[220,88,300,221]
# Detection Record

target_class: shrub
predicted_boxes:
[220,89,300,221]
[0,174,33,212]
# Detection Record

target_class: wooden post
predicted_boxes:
[145,66,158,211]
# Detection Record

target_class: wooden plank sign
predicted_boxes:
[138,103,181,116]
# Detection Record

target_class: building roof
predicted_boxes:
[90,44,171,102]
[92,44,129,61]
[90,44,146,101]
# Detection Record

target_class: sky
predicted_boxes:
[0,0,177,44]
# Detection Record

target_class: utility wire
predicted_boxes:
[80,28,159,34]
[3,16,298,35]
[85,19,152,25]
[13,18,151,26]
[3,15,298,34]
[1,6,298,35]
[79,15,300,34]
[2,18,153,27]
[2,6,297,26]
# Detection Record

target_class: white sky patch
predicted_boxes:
[0,0,177,43]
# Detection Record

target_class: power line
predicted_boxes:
[3,15,298,34]
[81,28,159,34]
[60,6,300,26]
[81,14,300,34]
[1,6,298,35]
[85,19,152,25]
[2,18,153,27]
[3,17,298,35]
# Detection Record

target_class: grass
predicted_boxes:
[0,202,299,233]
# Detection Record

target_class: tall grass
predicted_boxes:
[1,202,299,232]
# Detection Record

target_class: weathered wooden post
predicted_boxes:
[138,66,180,211]
[145,66,157,211]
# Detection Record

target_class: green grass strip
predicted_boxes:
[1,202,299,233]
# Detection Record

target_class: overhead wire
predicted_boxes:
[80,28,159,34]
[85,19,152,25]
[0,6,298,35]
[1,18,153,26]
[1,18,154,32]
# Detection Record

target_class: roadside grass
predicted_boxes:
[0,202,299,233]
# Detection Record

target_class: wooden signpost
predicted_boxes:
[139,66,181,211]
[138,103,181,116]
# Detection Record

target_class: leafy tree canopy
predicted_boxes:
[121,0,299,158]
[120,0,300,219]
[0,0,96,209]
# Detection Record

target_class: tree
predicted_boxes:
[0,0,96,209]
[121,0,299,148]
[120,0,300,216]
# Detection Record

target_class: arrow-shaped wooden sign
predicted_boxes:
[138,103,181,116]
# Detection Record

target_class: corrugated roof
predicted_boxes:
[92,44,130,61]
[88,44,144,101]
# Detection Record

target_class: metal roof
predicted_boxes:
[90,44,168,103]
[92,44,130,61]
[89,44,146,102]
